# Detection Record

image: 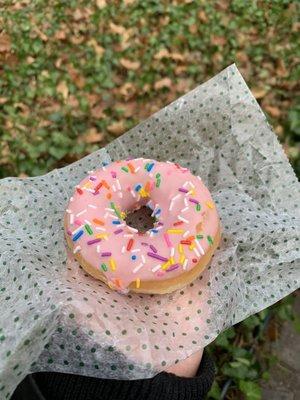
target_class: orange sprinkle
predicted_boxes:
[206,201,214,209]
[76,187,83,195]
[106,193,112,199]
[93,218,104,226]
[127,163,135,173]
[136,278,140,288]
[144,181,151,193]
[127,238,134,251]
[102,179,110,190]
[187,235,195,241]
[115,278,122,288]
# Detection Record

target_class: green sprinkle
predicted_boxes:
[85,224,93,235]
[121,167,129,173]
[156,179,161,188]
[144,163,149,170]
[101,263,108,272]
[196,234,204,240]
[155,173,161,178]
[207,235,213,245]
[196,203,201,211]
[110,202,122,219]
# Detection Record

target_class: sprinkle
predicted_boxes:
[76,209,87,217]
[127,239,134,251]
[178,243,183,254]
[70,197,74,202]
[102,180,110,190]
[171,194,181,202]
[189,181,195,188]
[121,245,126,254]
[114,229,123,235]
[206,201,214,209]
[101,263,108,272]
[127,163,135,173]
[136,278,141,288]
[118,192,123,198]
[173,221,184,226]
[66,209,72,214]
[167,229,184,234]
[152,264,162,272]
[110,258,116,271]
[95,227,106,231]
[184,198,188,207]
[87,238,102,245]
[130,190,136,198]
[178,215,189,223]
[127,226,138,233]
[133,262,144,273]
[156,179,161,188]
[135,184,142,192]
[121,166,129,173]
[85,224,93,235]
[73,245,81,254]
[183,230,190,238]
[106,193,112,200]
[170,247,175,257]
[141,255,146,263]
[101,252,112,257]
[195,239,205,255]
[180,240,192,245]
[72,224,84,234]
[67,229,72,236]
[196,203,201,211]
[179,187,188,193]
[149,244,157,253]
[162,260,171,270]
[116,179,121,190]
[183,259,188,270]
[183,181,189,188]
[111,171,117,178]
[196,234,204,239]
[72,230,84,241]
[193,247,200,257]
[197,175,202,181]
[189,198,199,204]
[207,235,214,245]
[124,234,134,238]
[145,181,151,193]
[97,245,101,253]
[76,187,83,195]
[110,202,122,219]
[181,207,189,213]
[96,233,108,239]
[88,204,97,209]
[163,233,172,248]
[166,263,180,272]
[147,252,168,262]
[169,202,174,211]
[70,214,74,224]
[93,182,103,193]
[141,242,149,246]
[146,162,155,172]
[135,166,141,172]
[112,220,121,225]
[179,254,185,264]
[93,218,104,226]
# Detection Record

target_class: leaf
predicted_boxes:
[56,81,69,101]
[120,58,140,70]
[0,98,8,104]
[82,128,104,144]
[154,48,170,60]
[119,82,136,99]
[252,87,267,99]
[88,39,105,57]
[91,104,106,119]
[207,381,221,399]
[107,121,126,136]
[0,33,11,52]
[198,10,208,23]
[95,0,107,9]
[211,35,227,46]
[109,22,126,35]
[154,77,172,90]
[265,105,281,118]
[238,380,262,400]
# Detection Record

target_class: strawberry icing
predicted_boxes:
[65,158,219,291]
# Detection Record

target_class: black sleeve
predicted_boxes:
[11,350,215,400]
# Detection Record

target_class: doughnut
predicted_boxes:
[64,158,221,294]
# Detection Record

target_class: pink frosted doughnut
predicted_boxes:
[64,158,221,294]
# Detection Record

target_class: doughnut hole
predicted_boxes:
[124,206,156,233]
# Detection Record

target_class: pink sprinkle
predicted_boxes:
[89,176,96,181]
[189,198,199,204]
[179,188,188,193]
[156,270,165,277]
[111,171,117,178]
[114,229,123,235]
[167,263,180,272]
[141,242,149,246]
[67,229,72,236]
[101,252,111,257]
[87,238,102,245]
[147,252,168,262]
[150,244,157,253]
[74,220,82,226]
[163,233,172,248]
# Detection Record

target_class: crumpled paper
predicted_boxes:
[0,64,299,399]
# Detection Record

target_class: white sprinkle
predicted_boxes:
[76,209,87,217]
[183,230,190,238]
[102,166,107,171]
[70,214,74,224]
[135,166,141,172]
[178,215,189,223]
[105,207,114,212]
[170,247,175,257]
[66,209,72,214]
[88,204,97,209]
[121,246,126,254]
[184,198,188,206]
[118,192,123,198]
[155,225,163,230]
[85,188,95,193]
[124,234,134,238]
[150,232,154,237]
[70,197,74,202]
[169,201,174,211]
[116,179,121,190]
[195,239,205,255]
[108,213,117,219]
[112,184,117,192]
[96,245,101,253]
[197,176,202,181]
[88,170,94,174]
[95,227,106,231]
[171,194,181,202]
[152,264,162,272]
[141,255,146,263]
[166,161,172,164]
[146,200,154,209]
[127,226,138,233]
[188,181,195,188]
[181,206,189,213]
[131,249,141,253]
[131,190,136,198]
[72,225,84,235]
[183,181,189,188]
[183,259,188,270]
[73,245,81,254]
[193,247,200,257]
[133,263,144,273]
[149,172,153,178]
[104,212,109,219]
[186,190,193,196]
[84,219,92,225]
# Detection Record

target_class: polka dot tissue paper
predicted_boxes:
[0,64,299,398]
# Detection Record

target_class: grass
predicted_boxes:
[1,1,299,399]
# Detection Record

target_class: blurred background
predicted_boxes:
[1,1,299,399]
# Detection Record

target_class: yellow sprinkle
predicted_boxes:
[206,201,214,209]
[162,260,171,270]
[139,188,149,198]
[191,189,195,196]
[95,233,108,239]
[178,243,183,254]
[167,229,184,234]
[169,257,175,265]
[121,211,126,219]
[189,243,196,250]
[180,254,186,264]
[83,181,92,189]
[109,258,116,271]
[136,278,140,288]
[107,281,115,289]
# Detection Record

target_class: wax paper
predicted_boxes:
[0,64,299,399]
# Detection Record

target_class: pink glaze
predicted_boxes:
[65,158,219,290]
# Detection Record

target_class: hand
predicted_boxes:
[164,349,203,378]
